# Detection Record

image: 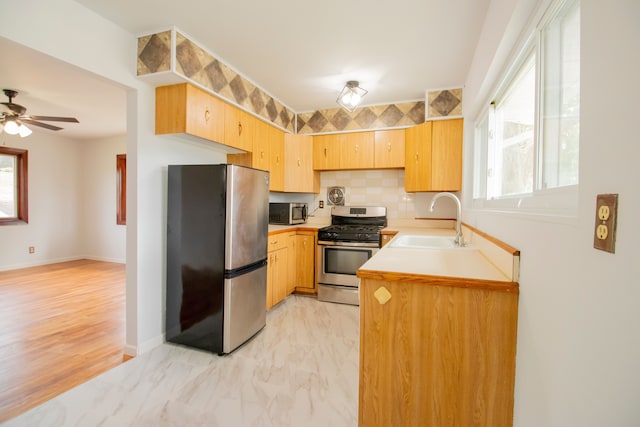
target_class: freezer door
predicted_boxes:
[225,165,269,270]
[223,264,267,353]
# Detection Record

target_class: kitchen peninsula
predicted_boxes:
[357,226,519,427]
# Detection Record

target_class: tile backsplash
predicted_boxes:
[269,170,459,220]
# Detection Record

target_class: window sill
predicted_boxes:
[470,185,579,224]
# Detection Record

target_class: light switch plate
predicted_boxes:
[593,193,618,253]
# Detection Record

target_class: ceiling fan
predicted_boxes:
[0,89,79,137]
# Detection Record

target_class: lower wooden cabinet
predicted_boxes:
[267,231,317,308]
[266,233,293,309]
[358,277,518,427]
[293,231,316,294]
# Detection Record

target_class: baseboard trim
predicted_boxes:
[0,256,83,272]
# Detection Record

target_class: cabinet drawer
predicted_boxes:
[268,233,290,252]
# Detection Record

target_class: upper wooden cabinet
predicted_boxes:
[313,134,341,170]
[268,125,285,191]
[313,132,374,170]
[374,129,405,169]
[405,118,463,192]
[156,83,225,143]
[340,132,374,170]
[250,119,269,172]
[224,104,254,152]
[284,134,320,193]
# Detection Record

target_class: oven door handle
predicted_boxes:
[317,240,380,248]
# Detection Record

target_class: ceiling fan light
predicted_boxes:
[3,119,20,135]
[18,124,32,138]
[337,80,368,112]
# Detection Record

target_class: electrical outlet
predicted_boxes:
[28,246,35,254]
[319,200,324,208]
[593,194,618,253]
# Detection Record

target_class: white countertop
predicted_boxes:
[360,228,513,284]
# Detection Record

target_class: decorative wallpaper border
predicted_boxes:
[427,88,463,118]
[296,101,425,134]
[138,29,296,133]
[138,29,462,135]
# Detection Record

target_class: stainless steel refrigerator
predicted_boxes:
[166,164,269,354]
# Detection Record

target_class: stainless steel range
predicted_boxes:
[317,206,387,305]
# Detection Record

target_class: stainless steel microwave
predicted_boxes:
[269,203,307,225]
[269,203,308,225]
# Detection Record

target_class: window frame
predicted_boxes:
[471,0,580,218]
[0,146,28,225]
[116,153,126,225]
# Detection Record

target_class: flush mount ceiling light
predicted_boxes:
[336,80,368,112]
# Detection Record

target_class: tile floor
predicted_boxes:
[4,296,360,426]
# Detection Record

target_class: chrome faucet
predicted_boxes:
[429,192,464,247]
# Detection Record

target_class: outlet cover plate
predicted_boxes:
[593,193,618,253]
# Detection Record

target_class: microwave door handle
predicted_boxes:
[303,205,307,219]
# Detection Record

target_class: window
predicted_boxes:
[0,146,28,224]
[488,52,536,199]
[473,0,580,214]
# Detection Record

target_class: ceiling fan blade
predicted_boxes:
[29,115,79,123]
[22,119,63,131]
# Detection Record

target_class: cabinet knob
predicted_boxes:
[238,122,243,136]
[324,147,327,157]
[387,143,392,152]
[355,144,359,152]
[297,159,301,167]
[204,108,211,123]
[374,286,392,305]
[415,153,419,161]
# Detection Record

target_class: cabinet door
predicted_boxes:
[284,134,320,193]
[295,232,316,292]
[431,119,463,191]
[224,104,254,152]
[251,119,270,172]
[269,126,285,191]
[313,134,341,170]
[156,83,224,143]
[266,252,274,310]
[272,247,288,306]
[340,132,374,169]
[404,121,432,192]
[374,129,405,168]
[359,278,518,427]
[287,233,297,295]
[186,84,225,143]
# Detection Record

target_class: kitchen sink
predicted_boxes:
[389,235,461,249]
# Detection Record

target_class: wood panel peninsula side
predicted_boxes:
[357,230,519,427]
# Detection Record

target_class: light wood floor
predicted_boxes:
[0,259,127,422]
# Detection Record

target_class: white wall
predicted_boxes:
[0,132,82,270]
[79,135,127,263]
[463,0,640,426]
[269,169,459,220]
[0,0,230,354]
[0,132,128,270]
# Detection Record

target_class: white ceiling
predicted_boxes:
[0,37,127,141]
[2,0,490,140]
